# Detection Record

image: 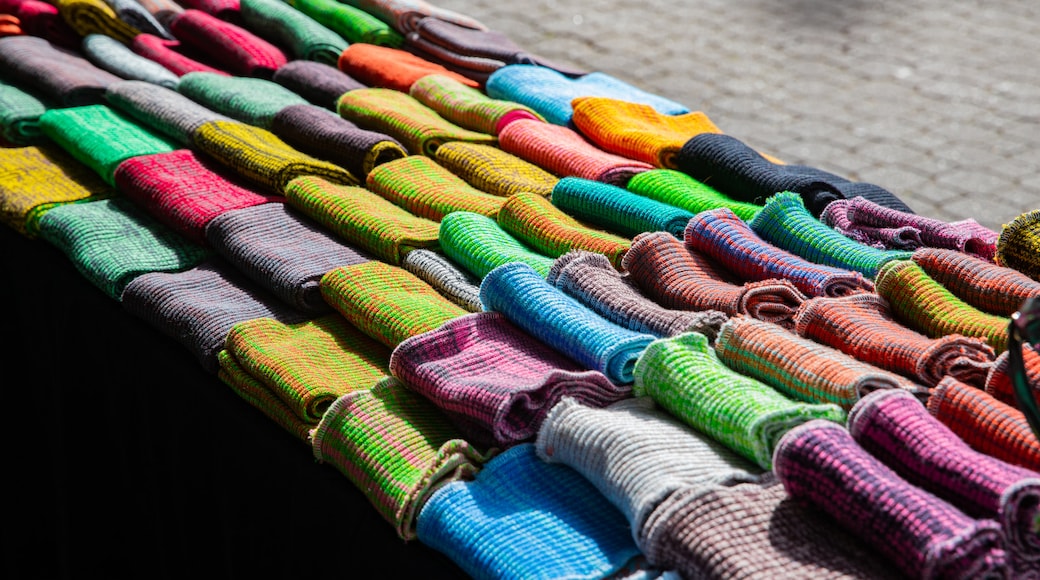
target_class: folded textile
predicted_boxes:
[82,33,181,89]
[997,209,1040,282]
[2,0,80,50]
[337,87,496,156]
[416,443,642,580]
[55,0,141,44]
[176,0,240,22]
[312,376,490,540]
[102,0,171,38]
[134,0,183,19]
[204,203,371,313]
[271,60,366,110]
[365,155,503,220]
[497,119,653,186]
[0,36,122,106]
[750,191,913,278]
[438,211,554,280]
[177,72,308,129]
[486,65,688,127]
[793,293,996,387]
[480,262,656,384]
[38,104,177,185]
[104,80,232,146]
[986,345,1040,408]
[432,142,556,198]
[283,174,438,265]
[191,119,358,192]
[338,0,485,35]
[217,349,313,441]
[773,420,1008,580]
[623,231,807,328]
[239,0,348,66]
[552,176,694,239]
[338,43,478,93]
[286,0,403,46]
[0,79,47,145]
[320,260,466,348]
[120,259,310,372]
[912,247,1040,317]
[626,169,763,222]
[410,74,542,135]
[131,33,228,76]
[167,9,287,79]
[686,207,874,298]
[401,249,482,312]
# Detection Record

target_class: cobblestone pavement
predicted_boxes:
[439,0,1040,231]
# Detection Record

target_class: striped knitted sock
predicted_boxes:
[821,199,923,249]
[552,176,695,239]
[912,247,1040,317]
[286,0,403,47]
[218,348,315,441]
[239,0,348,66]
[365,155,504,221]
[438,211,555,280]
[997,210,1040,282]
[338,43,478,93]
[271,60,366,110]
[0,36,121,106]
[55,0,142,44]
[432,142,558,198]
[131,34,229,77]
[626,169,763,222]
[410,74,543,135]
[82,34,181,89]
[177,72,309,130]
[168,9,288,78]
[400,249,482,313]
[105,80,232,147]
[0,79,48,146]
[985,345,1040,408]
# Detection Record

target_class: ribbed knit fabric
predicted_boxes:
[365,155,504,220]
[498,119,653,186]
[0,79,47,145]
[36,197,210,300]
[337,88,496,156]
[339,0,486,34]
[312,376,491,541]
[416,443,642,580]
[120,260,310,372]
[913,248,1040,317]
[177,0,240,22]
[0,36,122,106]
[410,74,543,135]
[271,61,365,111]
[2,0,80,51]
[55,0,141,44]
[177,72,309,130]
[548,251,729,339]
[439,211,554,280]
[716,316,929,411]
[239,0,348,66]
[626,169,763,222]
[849,388,1040,569]
[283,175,438,265]
[101,0,171,38]
[337,43,479,93]
[986,345,1040,408]
[167,9,288,79]
[623,231,808,328]
[104,80,232,146]
[191,119,358,192]
[750,191,913,278]
[218,348,314,441]
[432,142,557,198]
[480,262,657,385]
[485,65,689,127]
[571,97,722,169]
[390,311,628,448]
[793,293,996,387]
[320,260,467,348]
[131,33,229,77]
[401,249,481,312]
[287,0,403,46]
[0,144,113,237]
[773,420,1008,580]
[82,33,181,89]
[686,207,874,298]
[928,376,1040,473]
[204,203,370,313]
[552,176,694,239]
[38,104,177,185]
[634,332,846,469]
[997,209,1040,282]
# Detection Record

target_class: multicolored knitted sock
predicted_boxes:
[365,155,504,220]
[218,348,314,441]
[131,33,230,77]
[912,247,1040,317]
[623,231,807,328]
[271,60,366,110]
[55,0,141,44]
[320,260,466,348]
[0,79,47,145]
[409,74,542,135]
[312,376,491,540]
[337,88,496,156]
[400,249,482,313]
[438,211,555,280]
[985,344,1040,408]
[997,209,1040,282]
[822,200,923,250]
[0,36,121,106]
[239,0,347,66]
[390,311,627,448]
[793,293,996,387]
[176,72,309,130]
[773,420,1008,580]
[481,261,656,384]
[3,0,80,51]
[626,169,763,222]
[552,176,694,239]
[105,80,232,146]
[283,174,439,265]
[81,33,181,89]
[167,9,287,78]
[340,0,487,34]
[497,119,653,186]
[431,149,552,207]
[337,43,478,93]
[286,0,403,46]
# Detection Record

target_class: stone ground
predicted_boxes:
[439,0,1040,231]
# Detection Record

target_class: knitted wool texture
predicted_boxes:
[986,345,1040,408]
[113,149,276,244]
[548,251,729,339]
[312,377,491,541]
[626,169,763,222]
[848,388,1040,568]
[131,34,228,77]
[191,120,358,192]
[283,175,438,265]
[913,247,1040,317]
[2,0,80,50]
[36,197,210,300]
[497,119,653,186]
[571,96,722,169]
[177,0,240,22]
[100,0,171,38]
[498,193,631,267]
[338,0,486,34]
[204,203,370,313]
[120,260,310,372]
[177,72,309,130]
[0,79,47,145]
[320,261,466,348]
[685,207,874,298]
[439,211,555,280]
[432,142,557,198]
[750,191,913,278]
[337,88,496,156]
[365,155,503,221]
[55,0,141,44]
[715,316,930,410]
[38,104,177,185]
[82,34,181,89]
[0,36,122,106]
[623,231,808,328]
[997,209,1040,282]
[239,0,348,66]
[133,0,183,18]
[480,262,657,385]
[286,0,403,46]
[415,444,642,580]
[217,349,314,441]
[271,60,366,110]
[552,176,694,239]
[772,420,1008,580]
[409,74,543,135]
[390,311,628,448]
[485,65,689,127]
[104,80,233,146]
[401,249,482,312]
[167,9,288,79]
[337,43,479,93]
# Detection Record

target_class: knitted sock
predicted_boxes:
[337,43,478,93]
[552,176,694,239]
[168,9,288,78]
[0,79,47,145]
[432,142,557,198]
[271,60,366,110]
[177,72,309,130]
[403,19,553,84]
[997,209,1040,282]
[4,1,80,51]
[320,261,466,348]
[341,0,486,35]
[773,420,1007,580]
[131,33,229,77]
[134,0,183,19]
[822,199,923,250]
[287,0,403,46]
[390,311,628,448]
[0,36,121,106]
[400,249,482,313]
[438,211,554,280]
[312,377,490,541]
[177,0,240,23]
[105,80,232,146]
[409,74,542,135]
[238,0,347,66]
[497,119,653,186]
[986,345,1040,408]
[103,0,171,37]
[82,34,181,89]
[913,247,1040,317]
[365,155,504,220]
[283,174,438,265]
[55,0,142,44]
[626,169,763,222]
